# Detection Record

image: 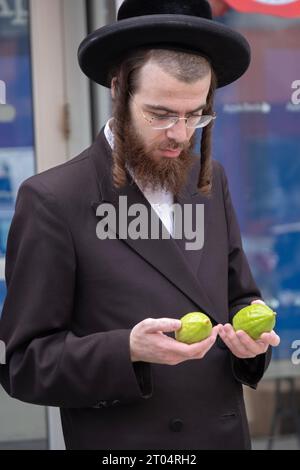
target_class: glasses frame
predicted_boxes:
[129,93,216,130]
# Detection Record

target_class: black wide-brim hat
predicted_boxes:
[78,0,251,89]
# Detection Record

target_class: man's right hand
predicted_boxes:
[130,317,221,365]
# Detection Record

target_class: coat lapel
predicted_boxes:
[173,166,209,277]
[89,129,220,324]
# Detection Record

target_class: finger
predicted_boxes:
[158,324,221,362]
[251,299,266,305]
[191,325,220,348]
[142,318,182,334]
[212,324,223,336]
[236,330,268,355]
[218,334,251,358]
[195,329,218,349]
[195,332,219,357]
[259,331,281,347]
[221,324,254,357]
[184,336,216,360]
[172,327,218,359]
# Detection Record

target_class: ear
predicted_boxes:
[111,77,117,99]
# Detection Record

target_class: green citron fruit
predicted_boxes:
[233,304,276,340]
[175,312,212,344]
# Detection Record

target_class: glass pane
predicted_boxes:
[88,0,115,135]
[0,0,47,449]
[213,7,300,450]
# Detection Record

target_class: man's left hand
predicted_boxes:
[218,300,280,359]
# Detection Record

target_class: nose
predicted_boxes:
[166,118,189,144]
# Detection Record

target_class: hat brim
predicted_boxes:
[78,14,251,88]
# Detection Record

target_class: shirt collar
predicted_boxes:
[104,119,115,150]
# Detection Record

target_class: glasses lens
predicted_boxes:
[187,115,215,129]
[147,114,216,130]
[150,116,176,130]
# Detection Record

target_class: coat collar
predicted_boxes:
[89,129,220,324]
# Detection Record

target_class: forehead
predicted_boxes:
[135,61,212,108]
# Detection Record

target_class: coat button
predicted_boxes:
[111,400,121,407]
[169,418,183,432]
[94,400,108,409]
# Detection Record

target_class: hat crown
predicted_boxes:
[79,0,250,89]
[118,0,213,21]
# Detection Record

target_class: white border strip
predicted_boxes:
[0,258,5,281]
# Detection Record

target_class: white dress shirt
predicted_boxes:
[104,120,174,236]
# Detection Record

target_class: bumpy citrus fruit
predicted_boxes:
[233,304,276,340]
[175,312,212,344]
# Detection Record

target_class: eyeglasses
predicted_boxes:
[129,94,216,130]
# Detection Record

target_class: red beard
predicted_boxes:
[112,119,196,197]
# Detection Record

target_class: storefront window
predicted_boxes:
[0,0,47,449]
[0,0,36,313]
[213,8,300,449]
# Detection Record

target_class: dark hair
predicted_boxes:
[110,48,217,196]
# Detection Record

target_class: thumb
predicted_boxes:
[144,318,182,334]
[251,299,266,305]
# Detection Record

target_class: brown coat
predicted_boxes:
[0,129,271,449]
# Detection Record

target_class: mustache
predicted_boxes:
[158,140,190,151]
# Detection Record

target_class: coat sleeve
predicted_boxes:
[219,163,272,389]
[0,180,152,408]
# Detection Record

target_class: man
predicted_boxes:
[0,0,279,450]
